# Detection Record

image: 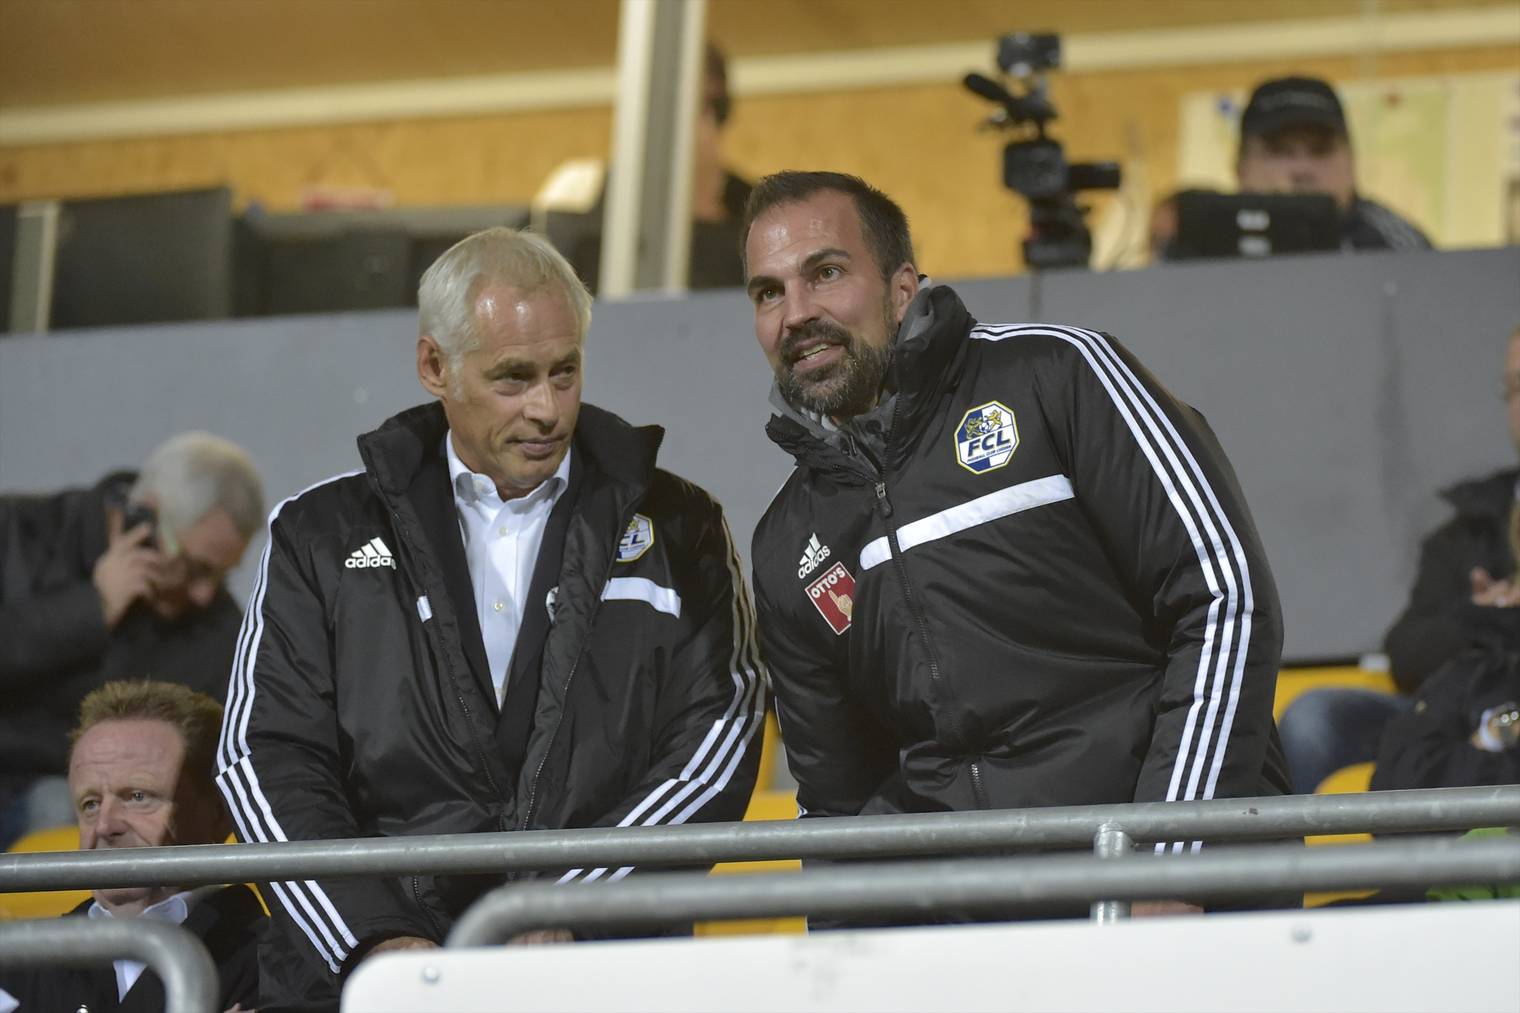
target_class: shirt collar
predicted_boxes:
[87,888,194,925]
[445,432,571,507]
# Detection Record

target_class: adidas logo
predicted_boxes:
[345,537,397,570]
[796,533,832,579]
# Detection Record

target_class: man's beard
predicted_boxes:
[774,308,896,419]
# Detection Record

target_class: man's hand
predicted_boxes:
[1131,900,1204,917]
[93,510,162,629]
[365,935,438,959]
[508,929,574,945]
[1470,567,1519,608]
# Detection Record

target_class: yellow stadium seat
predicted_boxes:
[1303,761,1380,907]
[1274,665,1396,722]
[1,825,89,920]
[754,709,783,794]
[696,787,805,937]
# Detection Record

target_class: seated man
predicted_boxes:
[1281,326,1520,791]
[1236,75,1432,252]
[0,432,264,848]
[0,680,264,1012]
[219,227,762,1009]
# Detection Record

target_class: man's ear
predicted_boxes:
[890,262,920,323]
[417,335,450,399]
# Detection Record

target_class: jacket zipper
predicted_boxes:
[872,479,960,741]
[519,530,622,831]
[411,874,444,940]
[869,395,966,748]
[391,511,509,817]
[969,761,990,810]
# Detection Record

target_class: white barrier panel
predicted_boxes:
[343,900,1520,1012]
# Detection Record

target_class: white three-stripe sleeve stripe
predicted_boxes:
[558,514,767,885]
[216,470,364,973]
[1042,323,1252,815]
[979,323,1252,818]
[971,325,1254,824]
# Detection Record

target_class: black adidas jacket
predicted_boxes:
[216,401,764,1010]
[753,285,1289,823]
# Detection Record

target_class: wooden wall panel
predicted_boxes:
[725,42,1520,277]
[0,42,1513,279]
[0,107,613,213]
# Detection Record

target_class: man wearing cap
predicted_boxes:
[1236,75,1432,252]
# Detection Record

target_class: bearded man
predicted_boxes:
[741,172,1290,895]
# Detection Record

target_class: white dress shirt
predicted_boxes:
[446,433,571,705]
[86,888,204,1001]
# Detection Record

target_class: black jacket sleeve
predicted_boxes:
[215,505,431,991]
[0,494,111,691]
[1371,648,1520,790]
[1036,330,1285,804]
[1384,517,1511,694]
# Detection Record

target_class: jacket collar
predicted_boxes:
[358,401,664,502]
[1442,466,1520,521]
[764,282,976,475]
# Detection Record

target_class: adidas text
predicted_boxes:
[796,533,832,579]
[346,538,397,570]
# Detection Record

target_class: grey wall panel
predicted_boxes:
[2,247,1517,662]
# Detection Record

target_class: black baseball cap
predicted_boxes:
[1240,76,1348,139]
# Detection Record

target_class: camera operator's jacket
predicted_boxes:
[753,284,1289,823]
[217,401,764,1009]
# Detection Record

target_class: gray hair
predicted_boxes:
[417,227,593,371]
[130,432,264,540]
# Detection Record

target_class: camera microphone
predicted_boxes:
[963,72,1014,106]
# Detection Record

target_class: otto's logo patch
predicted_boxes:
[617,514,655,563]
[955,400,1019,474]
[805,561,855,636]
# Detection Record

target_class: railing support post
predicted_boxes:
[1090,823,1133,922]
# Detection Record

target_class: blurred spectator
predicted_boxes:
[567,41,753,291]
[1236,75,1432,252]
[1371,651,1520,791]
[0,680,264,1012]
[0,432,263,848]
[1281,326,1520,792]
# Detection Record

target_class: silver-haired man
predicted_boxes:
[0,431,263,849]
[217,227,763,1010]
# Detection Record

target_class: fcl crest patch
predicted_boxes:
[954,400,1019,474]
[805,561,856,636]
[617,514,655,562]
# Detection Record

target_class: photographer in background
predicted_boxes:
[1236,75,1432,252]
[0,432,263,849]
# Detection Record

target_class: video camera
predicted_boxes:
[964,33,1120,270]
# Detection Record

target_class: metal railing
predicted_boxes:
[2,786,1515,894]
[0,917,217,1013]
[448,833,1520,945]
